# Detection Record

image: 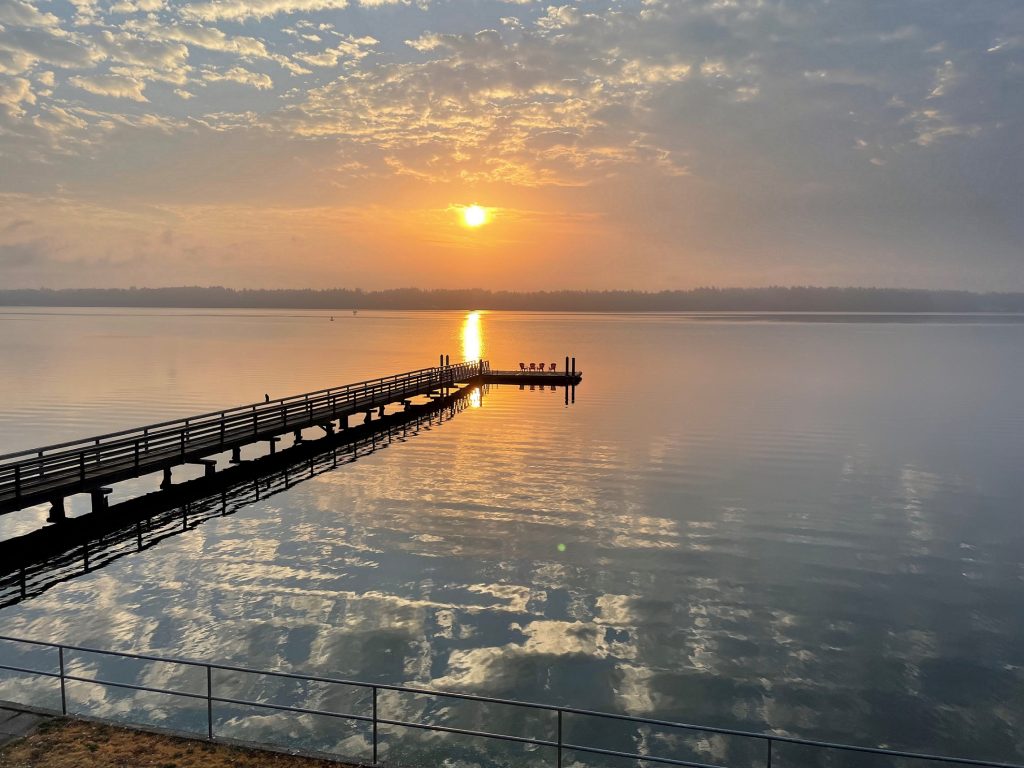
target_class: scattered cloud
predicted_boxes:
[0,0,1020,288]
[69,73,148,101]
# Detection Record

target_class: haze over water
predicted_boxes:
[1,309,1023,765]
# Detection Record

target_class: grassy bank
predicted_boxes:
[0,718,354,768]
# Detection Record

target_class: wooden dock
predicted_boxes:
[0,384,478,607]
[0,359,581,517]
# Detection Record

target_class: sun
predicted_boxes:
[462,205,487,228]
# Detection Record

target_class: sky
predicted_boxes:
[0,0,1021,290]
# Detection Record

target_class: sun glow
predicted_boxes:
[462,205,487,228]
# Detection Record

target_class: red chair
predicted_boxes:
[529,363,537,371]
[519,362,526,371]
[550,362,557,372]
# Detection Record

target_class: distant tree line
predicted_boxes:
[2,286,1024,312]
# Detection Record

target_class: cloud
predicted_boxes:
[69,73,148,101]
[0,75,34,115]
[0,238,49,266]
[0,0,61,28]
[293,35,377,67]
[202,66,274,90]
[179,0,349,22]
[3,217,32,232]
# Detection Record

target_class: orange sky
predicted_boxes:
[0,0,1021,290]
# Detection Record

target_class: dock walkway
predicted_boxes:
[0,360,581,516]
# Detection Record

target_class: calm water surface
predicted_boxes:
[0,309,1022,765]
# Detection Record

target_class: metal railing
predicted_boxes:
[0,635,1019,768]
[0,360,489,508]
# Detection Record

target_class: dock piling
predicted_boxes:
[90,488,112,513]
[47,498,65,523]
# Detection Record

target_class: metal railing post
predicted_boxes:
[557,709,563,768]
[58,646,67,715]
[372,685,379,764]
[206,664,213,740]
[766,737,772,768]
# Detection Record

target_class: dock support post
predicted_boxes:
[90,488,112,513]
[565,356,569,375]
[377,405,385,418]
[571,357,576,376]
[47,498,66,523]
[268,436,280,455]
[160,467,173,490]
[230,446,242,464]
[293,429,303,444]
[364,411,372,424]
[190,459,217,477]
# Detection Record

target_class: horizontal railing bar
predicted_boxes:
[211,695,373,724]
[208,662,375,689]
[0,633,1016,768]
[377,715,559,749]
[0,662,61,679]
[564,742,725,768]
[0,636,209,668]
[761,739,1024,767]
[63,674,209,701]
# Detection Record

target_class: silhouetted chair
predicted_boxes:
[530,363,537,371]
[519,362,526,371]
[550,362,556,372]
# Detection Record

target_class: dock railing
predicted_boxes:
[0,635,1019,768]
[0,360,488,509]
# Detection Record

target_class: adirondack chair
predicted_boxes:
[519,362,526,371]
[529,363,537,371]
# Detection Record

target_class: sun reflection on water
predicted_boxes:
[462,310,483,363]
[462,311,483,407]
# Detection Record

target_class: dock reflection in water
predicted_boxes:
[0,386,485,609]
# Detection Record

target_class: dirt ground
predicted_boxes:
[0,718,356,768]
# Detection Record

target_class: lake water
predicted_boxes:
[0,309,1022,766]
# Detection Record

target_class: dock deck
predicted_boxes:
[0,360,580,516]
